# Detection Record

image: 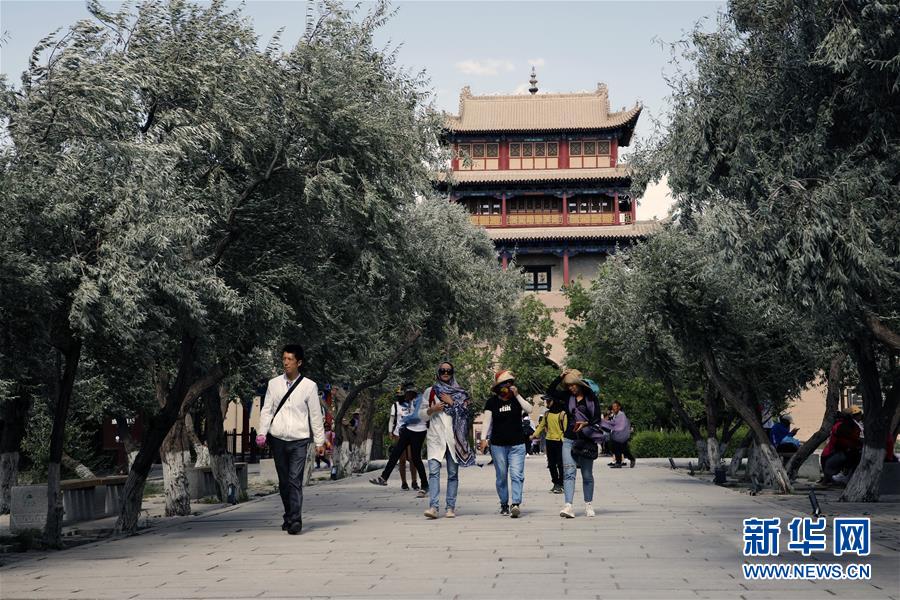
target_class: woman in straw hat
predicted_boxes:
[545,368,603,518]
[480,370,534,517]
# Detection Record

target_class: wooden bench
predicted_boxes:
[186,463,247,500]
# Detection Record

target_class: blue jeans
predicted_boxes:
[562,438,595,504]
[428,450,459,510]
[490,443,526,505]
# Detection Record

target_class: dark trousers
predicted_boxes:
[382,428,427,486]
[545,439,563,486]
[270,436,309,526]
[610,439,635,464]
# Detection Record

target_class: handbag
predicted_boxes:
[571,437,598,461]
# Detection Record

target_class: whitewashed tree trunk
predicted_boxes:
[350,438,373,473]
[840,445,885,502]
[209,452,241,502]
[729,447,747,477]
[45,462,64,547]
[0,452,19,514]
[303,443,316,486]
[695,439,710,470]
[62,453,95,479]
[707,438,722,469]
[126,450,139,472]
[161,450,192,516]
[336,441,352,478]
[193,445,210,468]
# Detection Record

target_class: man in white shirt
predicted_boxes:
[256,344,326,535]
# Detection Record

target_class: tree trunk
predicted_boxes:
[786,353,845,480]
[62,453,95,479]
[0,452,18,515]
[330,329,422,478]
[115,333,224,534]
[44,341,82,548]
[840,337,898,502]
[204,386,241,502]
[349,391,377,473]
[729,432,753,477]
[704,383,721,469]
[694,439,710,470]
[115,413,140,471]
[701,349,792,493]
[0,389,29,514]
[160,414,192,515]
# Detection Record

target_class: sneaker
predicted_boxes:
[424,507,439,519]
[585,502,595,518]
[281,522,289,531]
[510,504,521,519]
[401,482,410,491]
[500,504,510,516]
[609,463,623,469]
[412,482,419,490]
[552,485,564,494]
[560,503,575,519]
[416,489,428,498]
[445,508,456,518]
[369,476,388,486]
[832,473,849,484]
[629,457,636,468]
[287,521,302,535]
[549,485,557,493]
[607,462,617,466]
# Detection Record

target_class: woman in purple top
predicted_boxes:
[545,368,603,518]
[602,401,636,468]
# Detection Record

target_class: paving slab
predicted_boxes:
[0,456,897,599]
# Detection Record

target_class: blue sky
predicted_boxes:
[0,0,726,217]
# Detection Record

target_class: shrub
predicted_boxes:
[630,430,696,458]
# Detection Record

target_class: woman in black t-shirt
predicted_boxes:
[479,370,534,517]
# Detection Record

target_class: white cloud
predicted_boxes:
[513,83,531,95]
[527,58,546,68]
[455,59,516,76]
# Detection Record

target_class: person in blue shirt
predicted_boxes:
[770,414,800,453]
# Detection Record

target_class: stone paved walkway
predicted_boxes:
[1,456,897,599]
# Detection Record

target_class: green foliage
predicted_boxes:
[564,280,701,432]
[630,427,748,458]
[498,295,558,399]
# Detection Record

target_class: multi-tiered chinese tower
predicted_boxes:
[441,70,658,298]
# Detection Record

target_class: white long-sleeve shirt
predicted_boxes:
[481,395,534,442]
[258,374,326,446]
[419,386,457,462]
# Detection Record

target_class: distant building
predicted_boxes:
[439,70,661,361]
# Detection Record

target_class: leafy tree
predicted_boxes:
[632,0,900,500]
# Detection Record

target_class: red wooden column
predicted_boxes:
[501,253,509,271]
[559,138,569,169]
[562,192,569,225]
[562,250,570,287]
[501,193,507,226]
[630,196,636,224]
[614,192,620,225]
[500,141,509,170]
[611,139,618,167]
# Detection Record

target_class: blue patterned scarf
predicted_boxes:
[432,380,476,467]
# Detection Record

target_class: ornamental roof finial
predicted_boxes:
[528,67,538,95]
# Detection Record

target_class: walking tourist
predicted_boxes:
[546,369,603,518]
[256,344,326,534]
[603,401,636,468]
[369,382,427,491]
[479,370,533,517]
[419,362,476,518]
[532,396,566,493]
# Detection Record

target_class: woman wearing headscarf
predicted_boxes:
[479,370,533,517]
[418,361,476,518]
[545,368,603,518]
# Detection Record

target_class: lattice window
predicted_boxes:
[570,141,582,156]
[598,141,611,155]
[584,141,596,156]
[510,143,521,157]
[548,143,558,157]
[487,143,499,158]
[534,143,545,157]
[472,144,485,158]
[523,143,533,157]
[458,144,470,159]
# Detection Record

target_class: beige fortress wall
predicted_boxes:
[786,380,827,444]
